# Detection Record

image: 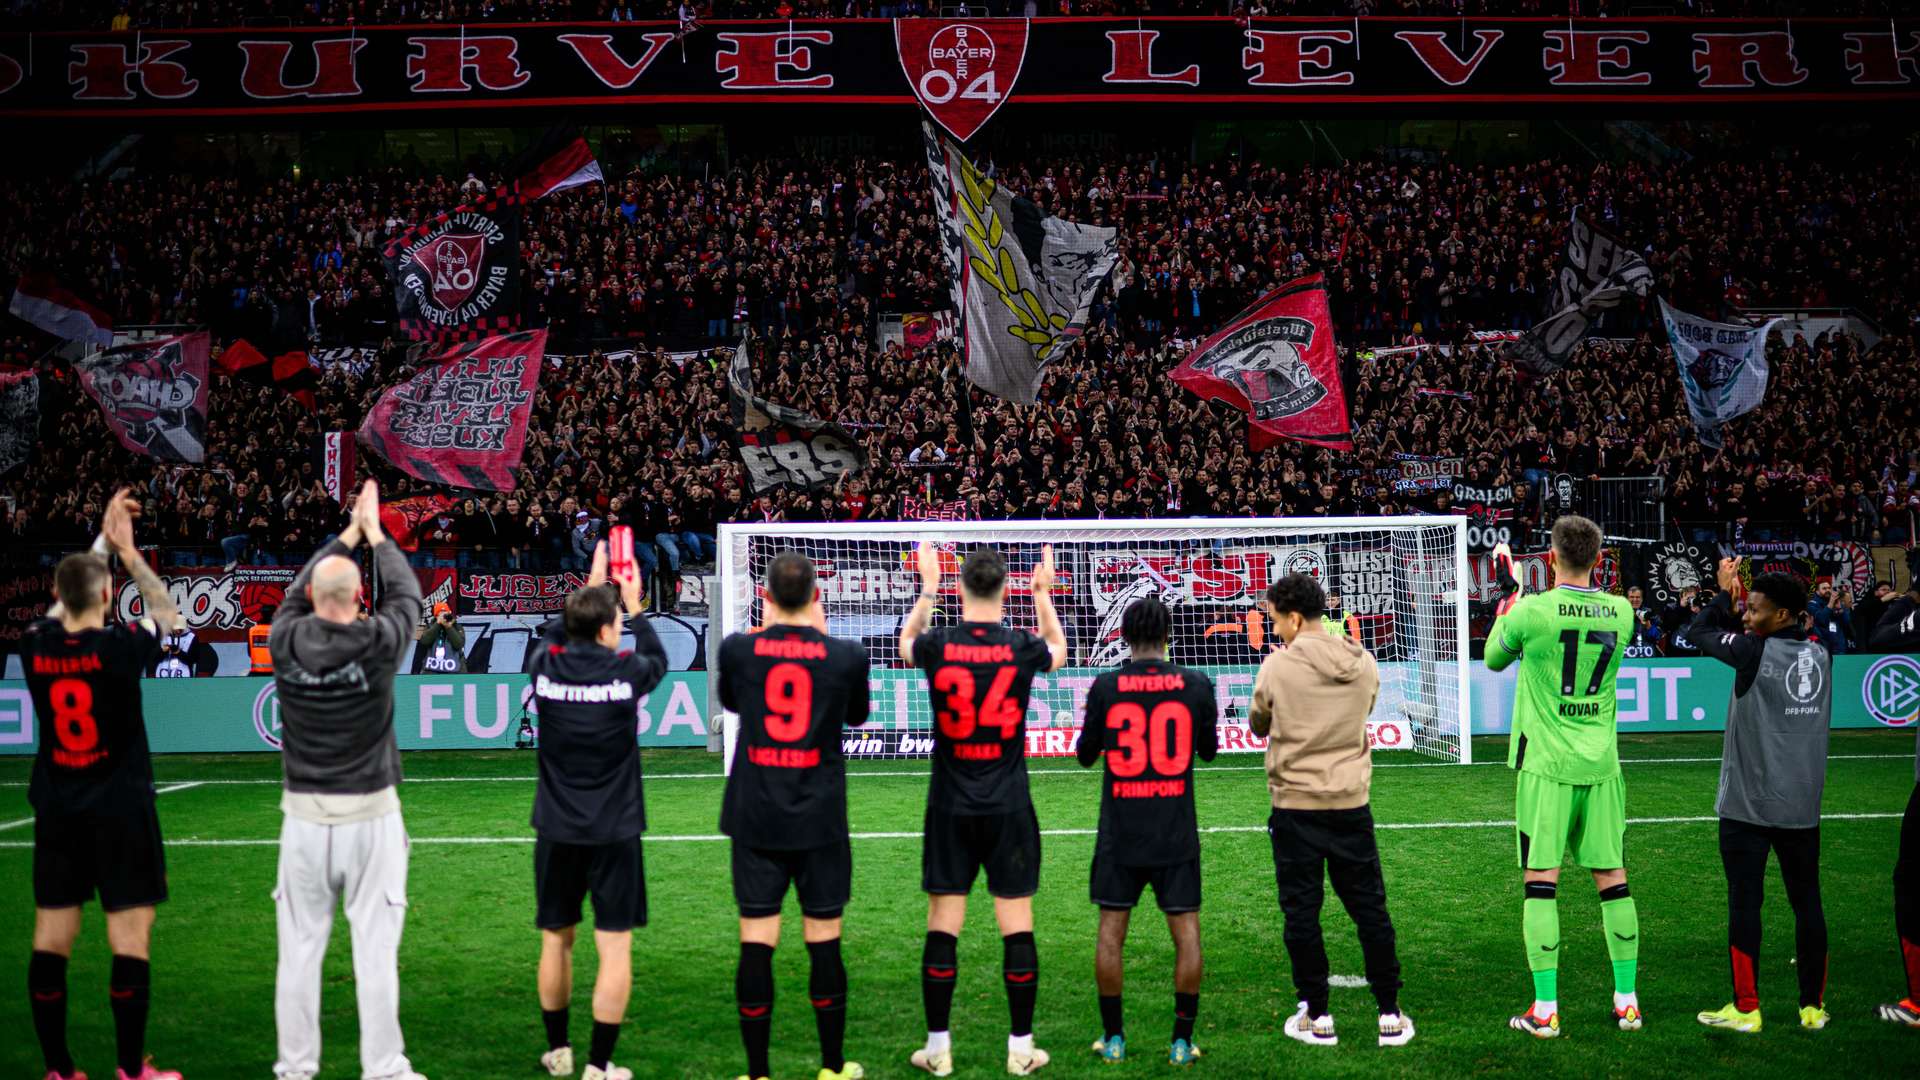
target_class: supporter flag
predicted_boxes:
[358,329,545,491]
[1660,298,1780,450]
[923,121,1117,404]
[378,494,460,553]
[729,338,866,494]
[1170,273,1354,452]
[217,339,317,411]
[9,272,113,347]
[514,126,604,201]
[383,186,523,341]
[71,331,210,463]
[320,430,355,505]
[1508,209,1652,375]
[0,367,38,475]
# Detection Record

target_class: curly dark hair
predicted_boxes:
[1264,572,1326,621]
[1121,595,1172,649]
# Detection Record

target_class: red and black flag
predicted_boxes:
[377,494,460,553]
[358,329,545,492]
[514,126,604,201]
[383,186,523,342]
[217,339,317,411]
[1170,273,1353,452]
[728,338,867,494]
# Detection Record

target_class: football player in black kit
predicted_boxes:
[1075,596,1219,1067]
[528,541,669,1080]
[717,552,872,1080]
[24,489,185,1080]
[898,542,1068,1076]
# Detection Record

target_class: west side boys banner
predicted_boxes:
[71,331,210,462]
[359,330,544,491]
[383,186,522,341]
[1,20,1913,118]
[1170,273,1353,451]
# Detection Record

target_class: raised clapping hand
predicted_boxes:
[1716,557,1742,598]
[1030,543,1056,594]
[916,540,942,593]
[101,486,142,557]
[351,480,384,545]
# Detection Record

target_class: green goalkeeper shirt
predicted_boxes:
[1485,584,1634,785]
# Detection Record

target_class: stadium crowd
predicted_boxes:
[3,146,1917,579]
[6,0,1907,29]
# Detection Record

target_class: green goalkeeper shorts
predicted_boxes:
[1514,771,1627,871]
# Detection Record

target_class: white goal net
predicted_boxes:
[716,517,1470,766]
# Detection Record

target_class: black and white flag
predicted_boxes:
[1508,209,1652,375]
[0,367,38,475]
[729,339,866,494]
[924,121,1117,404]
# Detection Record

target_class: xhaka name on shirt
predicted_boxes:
[953,742,1003,761]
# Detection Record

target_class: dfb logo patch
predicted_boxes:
[896,19,1029,141]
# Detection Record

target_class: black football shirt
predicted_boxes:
[718,624,872,850]
[24,618,165,816]
[1076,659,1220,866]
[913,622,1053,815]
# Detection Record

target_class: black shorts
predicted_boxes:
[1090,854,1201,914]
[731,839,852,919]
[535,835,646,932]
[34,806,168,912]
[922,803,1041,899]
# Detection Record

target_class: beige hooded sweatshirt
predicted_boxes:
[1248,630,1381,810]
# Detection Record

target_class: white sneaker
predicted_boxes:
[540,1046,574,1076]
[579,1065,631,1080]
[1378,1011,1415,1047]
[1284,1002,1338,1047]
[1006,1045,1050,1074]
[909,1048,954,1077]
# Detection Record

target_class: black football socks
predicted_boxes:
[108,955,151,1077]
[922,931,958,1035]
[1003,932,1038,1038]
[807,938,848,1072]
[736,942,775,1078]
[29,951,73,1078]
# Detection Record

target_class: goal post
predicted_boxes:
[716,517,1472,769]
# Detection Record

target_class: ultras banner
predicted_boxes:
[0,19,1913,118]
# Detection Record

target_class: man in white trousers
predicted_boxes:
[270,480,425,1080]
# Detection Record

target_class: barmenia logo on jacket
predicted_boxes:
[534,675,634,703]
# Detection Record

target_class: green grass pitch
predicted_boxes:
[3,731,1916,1079]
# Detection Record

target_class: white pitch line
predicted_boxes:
[0,779,205,832]
[0,752,1908,789]
[0,812,1900,851]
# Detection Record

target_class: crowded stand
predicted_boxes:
[3,145,1915,603]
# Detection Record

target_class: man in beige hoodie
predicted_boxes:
[1250,572,1412,1050]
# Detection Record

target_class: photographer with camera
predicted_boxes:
[1658,587,1706,657]
[414,601,467,674]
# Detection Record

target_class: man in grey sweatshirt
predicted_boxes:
[269,480,425,1080]
[1687,563,1830,1034]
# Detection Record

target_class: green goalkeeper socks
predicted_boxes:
[1600,883,1639,994]
[1523,882,1560,1003]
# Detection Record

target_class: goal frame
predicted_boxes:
[715,515,1473,766]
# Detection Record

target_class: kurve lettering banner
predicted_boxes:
[0,19,1913,118]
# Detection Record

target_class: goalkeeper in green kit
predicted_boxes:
[1484,515,1642,1039]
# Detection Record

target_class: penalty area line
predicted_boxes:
[0,811,1900,850]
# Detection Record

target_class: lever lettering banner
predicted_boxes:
[1,19,1913,118]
